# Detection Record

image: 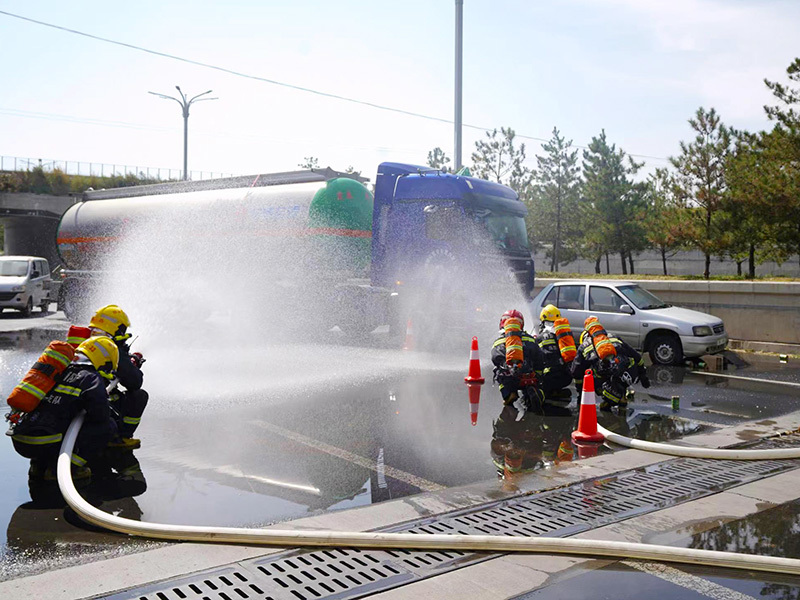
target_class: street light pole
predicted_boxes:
[148,86,217,180]
[454,0,463,171]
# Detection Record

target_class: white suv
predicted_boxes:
[0,256,53,317]
[531,280,728,365]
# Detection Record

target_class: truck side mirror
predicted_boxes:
[32,271,40,279]
[620,305,634,315]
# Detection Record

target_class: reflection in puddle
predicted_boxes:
[490,402,707,488]
[687,499,800,559]
[1,452,158,581]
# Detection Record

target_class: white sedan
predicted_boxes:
[530,280,728,365]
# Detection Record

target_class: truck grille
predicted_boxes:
[713,323,725,334]
[0,292,18,301]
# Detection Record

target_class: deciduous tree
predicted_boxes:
[643,168,685,276]
[470,127,533,191]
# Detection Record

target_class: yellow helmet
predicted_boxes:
[539,304,561,323]
[90,305,131,340]
[76,336,119,379]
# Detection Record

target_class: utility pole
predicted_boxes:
[454,0,464,171]
[148,86,217,180]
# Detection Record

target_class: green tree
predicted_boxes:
[470,127,533,191]
[670,107,733,279]
[643,168,685,276]
[763,59,800,266]
[298,157,320,169]
[581,130,645,275]
[426,147,451,172]
[530,127,582,271]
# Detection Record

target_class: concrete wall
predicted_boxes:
[533,278,800,345]
[0,192,74,266]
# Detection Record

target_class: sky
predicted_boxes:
[1,0,799,181]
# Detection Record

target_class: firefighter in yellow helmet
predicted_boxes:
[533,304,574,406]
[11,337,119,491]
[89,305,148,450]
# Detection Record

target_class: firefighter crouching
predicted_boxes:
[10,337,119,482]
[491,309,545,412]
[570,316,650,411]
[89,305,148,450]
[534,304,577,406]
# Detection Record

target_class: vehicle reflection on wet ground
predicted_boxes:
[1,328,799,582]
[516,498,800,600]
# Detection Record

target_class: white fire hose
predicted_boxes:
[596,423,800,460]
[58,410,800,576]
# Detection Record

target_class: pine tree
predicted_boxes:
[763,59,800,267]
[670,107,732,279]
[298,157,320,169]
[530,128,582,271]
[426,147,451,172]
[581,130,644,275]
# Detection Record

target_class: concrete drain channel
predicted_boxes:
[110,434,800,600]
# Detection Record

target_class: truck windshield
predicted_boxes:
[0,261,29,277]
[480,214,530,253]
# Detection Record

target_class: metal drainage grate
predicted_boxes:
[108,433,800,600]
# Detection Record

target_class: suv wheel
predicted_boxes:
[20,297,33,318]
[649,333,683,366]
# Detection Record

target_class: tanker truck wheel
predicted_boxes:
[60,281,88,322]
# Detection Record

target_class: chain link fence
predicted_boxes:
[0,155,236,181]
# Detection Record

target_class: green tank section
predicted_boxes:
[307,178,374,273]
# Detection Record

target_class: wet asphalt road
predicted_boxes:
[1,312,799,589]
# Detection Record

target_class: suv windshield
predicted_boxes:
[0,261,29,277]
[618,285,669,310]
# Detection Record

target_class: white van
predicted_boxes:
[0,256,53,317]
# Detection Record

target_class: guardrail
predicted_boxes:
[0,155,236,181]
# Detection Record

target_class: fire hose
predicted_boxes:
[58,410,800,576]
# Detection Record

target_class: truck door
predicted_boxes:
[383,200,465,284]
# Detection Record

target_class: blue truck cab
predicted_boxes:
[371,162,535,295]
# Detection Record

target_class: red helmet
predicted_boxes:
[499,309,524,330]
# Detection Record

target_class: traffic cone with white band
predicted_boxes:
[467,383,481,426]
[402,318,415,351]
[571,369,604,443]
[464,337,485,384]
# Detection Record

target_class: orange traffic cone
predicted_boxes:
[571,369,605,443]
[574,440,601,459]
[464,337,485,384]
[467,382,481,426]
[402,318,415,351]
